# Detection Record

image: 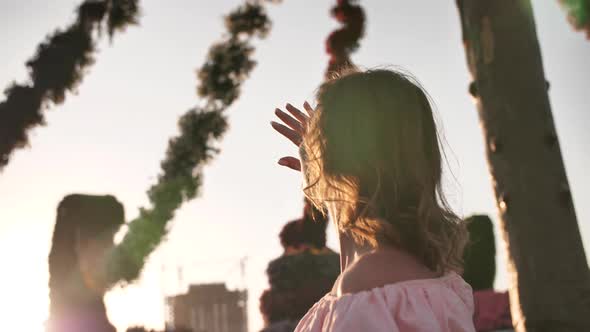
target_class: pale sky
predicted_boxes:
[0,1,588,331]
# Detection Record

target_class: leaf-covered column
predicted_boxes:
[47,194,125,332]
[456,1,590,331]
[0,0,139,170]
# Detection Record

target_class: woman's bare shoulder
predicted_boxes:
[336,249,439,296]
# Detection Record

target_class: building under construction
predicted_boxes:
[165,283,248,332]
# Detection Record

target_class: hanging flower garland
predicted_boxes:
[559,0,590,38]
[105,1,274,286]
[0,0,139,170]
[325,0,365,77]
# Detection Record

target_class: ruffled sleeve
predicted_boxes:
[295,273,475,332]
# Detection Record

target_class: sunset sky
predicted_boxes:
[0,1,589,331]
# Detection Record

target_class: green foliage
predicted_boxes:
[47,195,123,332]
[266,251,340,291]
[26,24,95,104]
[107,2,272,286]
[197,39,256,106]
[0,0,139,170]
[108,0,140,37]
[260,250,340,324]
[107,109,227,283]
[226,2,272,37]
[560,0,590,38]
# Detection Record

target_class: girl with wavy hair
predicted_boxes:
[272,68,475,331]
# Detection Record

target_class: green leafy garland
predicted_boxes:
[559,0,590,38]
[0,0,139,170]
[105,1,273,286]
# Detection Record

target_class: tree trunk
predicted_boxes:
[455,1,590,331]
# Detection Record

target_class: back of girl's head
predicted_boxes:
[303,68,466,273]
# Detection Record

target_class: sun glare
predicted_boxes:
[0,227,48,332]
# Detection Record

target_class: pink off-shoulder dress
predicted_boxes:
[294,272,475,332]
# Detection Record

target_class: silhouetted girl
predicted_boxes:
[272,68,475,331]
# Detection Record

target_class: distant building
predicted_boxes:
[166,283,248,332]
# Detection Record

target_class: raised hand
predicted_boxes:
[271,101,315,171]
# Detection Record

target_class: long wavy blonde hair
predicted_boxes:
[302,68,467,274]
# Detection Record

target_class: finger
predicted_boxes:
[271,121,302,146]
[303,101,315,116]
[285,103,308,123]
[278,156,302,171]
[275,108,303,133]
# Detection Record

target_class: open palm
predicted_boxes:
[271,102,315,171]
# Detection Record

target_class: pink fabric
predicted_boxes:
[295,272,476,332]
[473,290,512,331]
